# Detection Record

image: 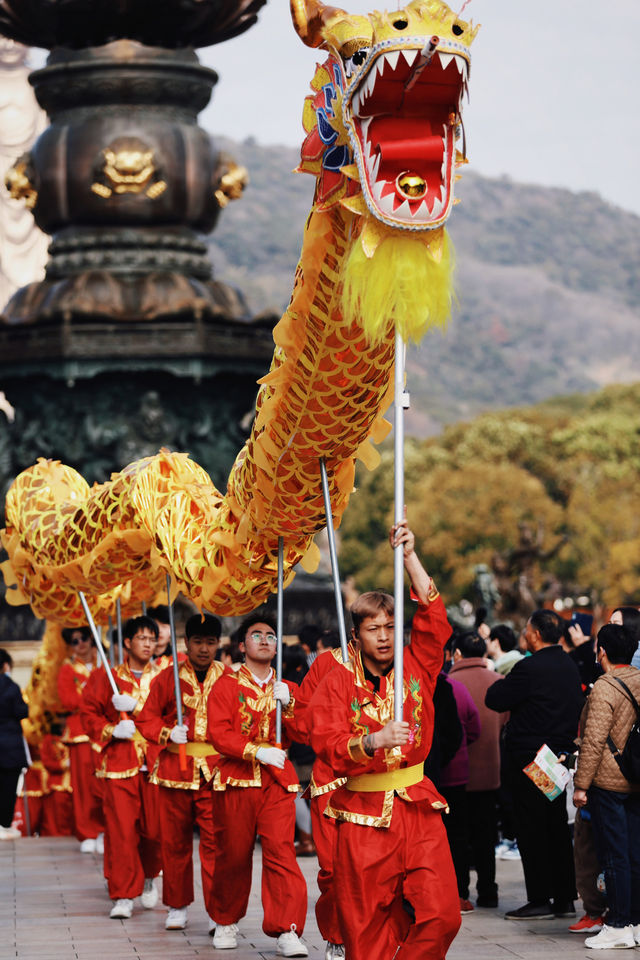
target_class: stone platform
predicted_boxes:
[1,836,599,959]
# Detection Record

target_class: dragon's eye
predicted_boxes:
[343,46,370,78]
[393,17,408,30]
[452,23,464,36]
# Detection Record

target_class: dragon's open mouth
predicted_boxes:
[345,42,468,230]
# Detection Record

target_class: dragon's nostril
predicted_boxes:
[393,18,408,30]
[452,23,464,36]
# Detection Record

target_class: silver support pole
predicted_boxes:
[393,331,406,722]
[78,591,119,696]
[107,615,115,668]
[116,598,123,665]
[275,537,284,746]
[141,601,147,615]
[320,458,349,662]
[166,573,184,728]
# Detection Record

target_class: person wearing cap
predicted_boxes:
[81,615,163,919]
[57,626,105,853]
[206,614,308,957]
[307,520,459,960]
[136,612,225,933]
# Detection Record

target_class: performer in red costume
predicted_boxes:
[309,520,460,960]
[81,615,163,919]
[136,613,224,933]
[207,615,308,957]
[57,626,105,852]
[288,642,354,960]
[39,730,74,836]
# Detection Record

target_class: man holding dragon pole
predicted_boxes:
[308,519,459,960]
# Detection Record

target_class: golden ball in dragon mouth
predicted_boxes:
[396,172,427,199]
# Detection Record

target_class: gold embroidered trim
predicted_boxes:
[347,734,370,764]
[326,788,396,828]
[181,660,225,741]
[101,723,115,743]
[310,776,347,798]
[100,765,141,780]
[243,742,260,761]
[159,726,172,746]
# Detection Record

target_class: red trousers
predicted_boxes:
[158,780,215,909]
[310,793,342,943]
[103,773,162,899]
[41,792,74,837]
[69,741,104,841]
[210,776,307,937]
[334,800,460,960]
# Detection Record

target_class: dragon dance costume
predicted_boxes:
[207,667,307,938]
[309,591,459,960]
[81,660,162,901]
[57,655,104,843]
[135,659,225,911]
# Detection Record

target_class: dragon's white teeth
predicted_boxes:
[430,195,444,219]
[384,50,400,72]
[366,71,376,98]
[377,190,397,216]
[352,90,362,115]
[375,56,386,78]
[415,199,430,220]
[438,52,454,71]
[394,199,412,220]
[372,179,387,203]
[367,151,381,182]
[360,117,372,138]
[401,48,419,68]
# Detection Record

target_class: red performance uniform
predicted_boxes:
[136,659,226,910]
[81,661,163,900]
[19,752,48,836]
[289,646,354,944]
[39,734,74,836]
[57,656,104,841]
[309,590,460,960]
[207,667,307,938]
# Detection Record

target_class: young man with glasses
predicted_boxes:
[207,614,308,957]
[81,615,163,919]
[58,625,105,853]
[136,612,224,933]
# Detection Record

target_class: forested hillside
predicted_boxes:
[337,383,640,608]
[209,137,640,434]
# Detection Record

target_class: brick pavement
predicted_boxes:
[1,837,599,959]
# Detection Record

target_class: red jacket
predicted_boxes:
[40,735,72,793]
[207,666,300,793]
[136,659,226,789]
[288,646,355,798]
[57,658,97,743]
[309,593,450,828]
[81,660,163,779]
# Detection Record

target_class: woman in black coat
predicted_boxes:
[0,649,28,839]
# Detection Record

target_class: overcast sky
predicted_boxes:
[199,0,640,216]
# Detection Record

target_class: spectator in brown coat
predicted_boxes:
[573,624,640,950]
[450,631,508,908]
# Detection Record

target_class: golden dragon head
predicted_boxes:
[292,0,479,233]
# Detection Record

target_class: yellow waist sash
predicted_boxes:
[346,762,424,793]
[167,741,217,757]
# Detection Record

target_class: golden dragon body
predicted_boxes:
[2,0,477,625]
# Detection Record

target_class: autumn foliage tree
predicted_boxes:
[338,383,640,608]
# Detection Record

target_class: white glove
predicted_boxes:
[256,746,286,769]
[169,724,188,744]
[273,680,290,707]
[112,692,138,712]
[112,719,136,740]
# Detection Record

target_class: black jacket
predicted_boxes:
[0,673,28,769]
[485,644,584,767]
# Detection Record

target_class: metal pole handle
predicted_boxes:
[393,331,406,722]
[320,458,349,663]
[78,591,120,697]
[116,597,123,666]
[275,537,284,747]
[166,573,187,773]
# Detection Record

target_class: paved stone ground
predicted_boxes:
[1,836,605,959]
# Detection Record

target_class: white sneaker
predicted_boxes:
[213,923,238,949]
[80,838,97,853]
[324,944,345,960]
[276,926,309,958]
[110,898,133,919]
[0,825,21,840]
[96,833,104,855]
[165,907,188,930]
[585,924,635,949]
[499,841,521,860]
[141,878,158,909]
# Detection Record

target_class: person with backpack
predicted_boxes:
[573,623,640,950]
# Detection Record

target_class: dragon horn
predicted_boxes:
[290,0,346,48]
